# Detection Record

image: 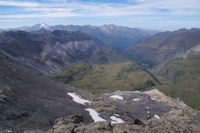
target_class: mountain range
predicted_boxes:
[0,24,200,132]
[7,23,158,50]
[0,30,125,74]
[0,29,159,94]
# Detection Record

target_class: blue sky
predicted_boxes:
[0,0,200,30]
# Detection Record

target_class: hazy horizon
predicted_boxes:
[0,0,200,30]
[1,23,200,32]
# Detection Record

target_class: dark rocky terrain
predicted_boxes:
[45,108,200,133]
[0,51,93,132]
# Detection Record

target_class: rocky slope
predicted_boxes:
[45,108,200,133]
[0,30,126,74]
[8,88,199,133]
[0,51,93,132]
[125,28,200,68]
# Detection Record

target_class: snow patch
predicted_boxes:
[110,95,123,100]
[133,98,140,102]
[67,92,91,105]
[154,114,160,119]
[110,116,125,125]
[151,97,157,101]
[145,89,160,94]
[85,108,106,122]
[113,114,120,117]
[193,45,200,52]
[147,111,150,113]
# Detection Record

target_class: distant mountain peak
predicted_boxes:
[32,23,49,31]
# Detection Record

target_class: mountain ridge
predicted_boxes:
[4,24,159,50]
[125,28,200,68]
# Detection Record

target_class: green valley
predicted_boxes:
[53,61,159,93]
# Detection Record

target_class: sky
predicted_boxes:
[0,0,200,30]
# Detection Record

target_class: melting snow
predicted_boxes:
[110,116,125,125]
[133,98,140,102]
[67,92,91,105]
[110,95,123,100]
[154,114,160,119]
[85,108,106,122]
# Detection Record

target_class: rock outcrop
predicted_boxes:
[46,108,200,133]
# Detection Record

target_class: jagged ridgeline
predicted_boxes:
[53,61,160,93]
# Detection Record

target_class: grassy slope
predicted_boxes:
[53,61,159,93]
[153,59,200,108]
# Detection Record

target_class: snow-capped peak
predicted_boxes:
[32,23,49,30]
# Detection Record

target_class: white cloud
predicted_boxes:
[26,7,73,12]
[0,0,39,7]
[0,12,79,18]
[0,0,199,19]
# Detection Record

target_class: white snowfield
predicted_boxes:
[110,95,123,100]
[110,116,125,125]
[67,92,91,105]
[154,114,160,119]
[133,98,140,101]
[85,108,106,122]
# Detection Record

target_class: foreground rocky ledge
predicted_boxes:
[20,108,200,133]
[1,89,200,132]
